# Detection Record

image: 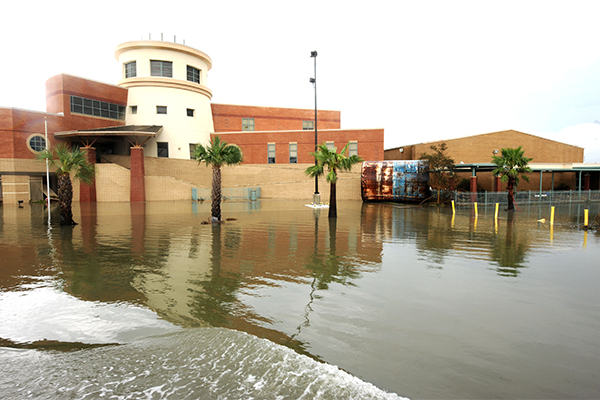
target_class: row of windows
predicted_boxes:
[124,61,201,84]
[267,141,358,164]
[129,105,195,117]
[156,141,357,162]
[242,118,315,131]
[70,95,126,120]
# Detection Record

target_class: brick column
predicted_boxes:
[80,147,97,202]
[494,175,502,192]
[470,176,478,202]
[130,147,145,202]
[584,173,591,191]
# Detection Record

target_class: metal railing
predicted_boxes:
[192,187,261,201]
[452,190,600,205]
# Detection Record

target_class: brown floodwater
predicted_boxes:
[0,199,599,399]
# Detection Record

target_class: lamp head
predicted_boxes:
[310,51,317,57]
[310,78,316,84]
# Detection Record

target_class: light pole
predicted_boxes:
[310,50,320,204]
[44,117,51,215]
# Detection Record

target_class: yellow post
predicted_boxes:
[474,202,478,217]
[550,206,555,226]
[451,214,455,229]
[451,200,455,215]
[584,209,589,227]
[583,230,588,248]
[494,203,499,220]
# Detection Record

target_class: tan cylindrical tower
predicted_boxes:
[115,40,214,159]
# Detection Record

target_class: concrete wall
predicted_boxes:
[96,156,362,202]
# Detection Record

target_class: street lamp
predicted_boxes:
[44,117,51,214]
[310,50,320,204]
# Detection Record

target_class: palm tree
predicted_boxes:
[37,143,95,226]
[491,146,533,211]
[306,142,363,218]
[194,136,243,222]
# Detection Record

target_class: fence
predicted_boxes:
[452,190,600,206]
[192,187,261,201]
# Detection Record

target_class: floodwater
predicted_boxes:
[1,199,599,399]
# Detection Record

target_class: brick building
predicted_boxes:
[385,130,599,191]
[0,39,384,204]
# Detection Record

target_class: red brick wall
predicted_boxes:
[46,74,128,116]
[213,129,384,164]
[1,75,128,160]
[212,103,341,132]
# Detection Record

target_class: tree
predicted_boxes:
[491,146,533,211]
[305,142,363,218]
[194,136,243,222]
[419,143,455,203]
[37,143,95,226]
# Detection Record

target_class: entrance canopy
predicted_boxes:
[55,125,163,147]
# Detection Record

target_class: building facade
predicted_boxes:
[0,39,384,204]
[384,130,598,191]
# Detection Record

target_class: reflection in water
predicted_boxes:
[1,200,600,399]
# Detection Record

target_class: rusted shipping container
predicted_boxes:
[361,160,430,202]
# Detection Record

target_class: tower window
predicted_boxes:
[125,61,136,78]
[187,108,195,117]
[242,118,255,131]
[187,66,200,83]
[267,143,275,164]
[157,142,169,158]
[157,106,167,114]
[151,60,173,77]
[130,105,137,115]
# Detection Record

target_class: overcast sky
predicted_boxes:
[1,0,599,162]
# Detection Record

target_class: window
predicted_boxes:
[289,142,298,164]
[189,144,197,160]
[150,60,173,77]
[349,141,358,156]
[187,108,195,117]
[130,105,137,115]
[267,143,275,164]
[187,65,200,83]
[157,106,167,114]
[326,141,336,152]
[302,120,314,130]
[70,95,125,120]
[28,135,46,152]
[125,61,136,78]
[242,118,255,131]
[157,142,169,158]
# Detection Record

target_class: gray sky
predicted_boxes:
[1,0,599,162]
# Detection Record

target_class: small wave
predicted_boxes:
[0,327,407,399]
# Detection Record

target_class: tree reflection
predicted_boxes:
[490,212,529,276]
[188,224,241,327]
[292,214,361,341]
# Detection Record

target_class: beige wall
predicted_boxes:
[79,156,363,202]
[385,130,584,164]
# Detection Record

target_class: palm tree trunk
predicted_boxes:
[328,181,337,218]
[507,178,515,211]
[58,172,76,226]
[212,165,222,222]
